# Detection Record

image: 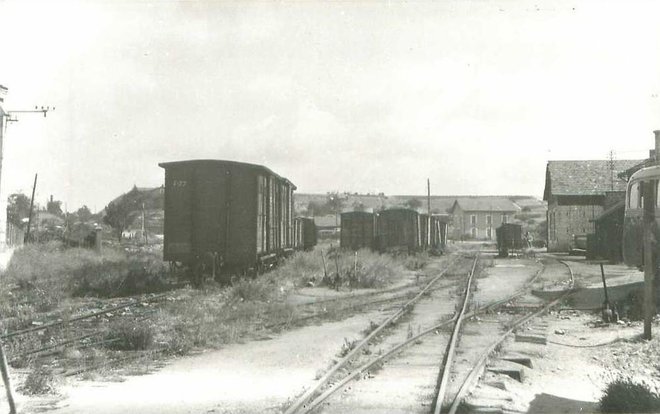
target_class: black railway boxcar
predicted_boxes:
[340,211,376,250]
[496,223,523,257]
[159,159,295,279]
[376,208,421,252]
[294,217,317,251]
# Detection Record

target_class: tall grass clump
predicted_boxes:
[230,277,272,302]
[600,376,660,413]
[105,319,155,351]
[4,242,170,301]
[18,366,56,395]
[270,250,324,287]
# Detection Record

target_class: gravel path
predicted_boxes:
[33,309,388,414]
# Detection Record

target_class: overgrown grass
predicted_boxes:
[18,366,57,395]
[278,247,428,290]
[105,319,155,351]
[1,241,435,386]
[1,242,171,327]
[600,376,660,413]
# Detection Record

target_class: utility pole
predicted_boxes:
[24,174,37,244]
[427,179,431,247]
[608,149,616,192]
[142,202,147,244]
[0,84,53,247]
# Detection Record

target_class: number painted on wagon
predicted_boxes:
[172,180,187,187]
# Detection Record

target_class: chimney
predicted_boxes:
[655,130,660,163]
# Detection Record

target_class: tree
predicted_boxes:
[326,192,345,215]
[405,198,423,210]
[352,201,367,212]
[7,193,31,225]
[75,205,93,222]
[103,200,132,242]
[47,198,63,216]
[306,200,328,216]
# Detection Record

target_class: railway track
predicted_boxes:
[283,252,575,414]
[267,256,466,330]
[0,292,169,376]
[443,256,575,413]
[283,252,475,414]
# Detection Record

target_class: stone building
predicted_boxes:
[449,197,520,240]
[543,159,641,252]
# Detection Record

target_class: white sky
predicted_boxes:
[0,0,659,211]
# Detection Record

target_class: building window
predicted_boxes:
[470,215,477,225]
[502,214,508,224]
[487,228,492,239]
[471,227,477,238]
[486,215,492,226]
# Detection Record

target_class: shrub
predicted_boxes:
[4,242,170,299]
[600,377,660,413]
[106,319,154,351]
[18,366,56,395]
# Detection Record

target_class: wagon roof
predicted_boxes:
[158,159,296,189]
[543,159,641,200]
[379,208,419,215]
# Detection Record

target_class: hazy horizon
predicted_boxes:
[1,0,658,211]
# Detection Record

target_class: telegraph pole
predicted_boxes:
[427,178,431,246]
[0,84,53,247]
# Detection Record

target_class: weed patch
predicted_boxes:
[106,319,154,351]
[338,337,358,358]
[600,376,660,413]
[18,366,57,395]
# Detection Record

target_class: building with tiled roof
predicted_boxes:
[543,159,641,252]
[448,197,520,240]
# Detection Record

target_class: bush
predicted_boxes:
[18,366,56,395]
[4,242,170,299]
[600,377,660,413]
[106,319,154,351]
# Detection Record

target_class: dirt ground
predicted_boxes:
[9,251,658,414]
[18,308,390,414]
[465,256,656,414]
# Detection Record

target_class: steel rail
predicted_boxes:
[0,293,168,340]
[267,277,463,330]
[283,254,462,414]
[447,256,576,414]
[432,253,479,414]
[298,254,551,414]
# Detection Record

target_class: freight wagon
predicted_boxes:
[159,159,295,281]
[376,208,421,253]
[340,211,376,250]
[294,217,317,251]
[496,223,523,257]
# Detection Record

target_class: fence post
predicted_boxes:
[0,342,16,414]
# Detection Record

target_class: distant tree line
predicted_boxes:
[304,192,346,216]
